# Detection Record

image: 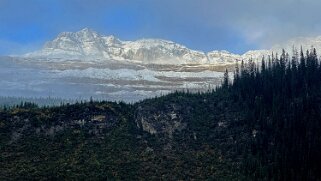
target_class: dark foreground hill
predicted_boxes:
[1,49,321,180]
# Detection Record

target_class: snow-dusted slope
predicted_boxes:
[24,28,208,64]
[23,28,321,65]
[207,50,242,64]
[121,39,208,64]
[26,28,108,60]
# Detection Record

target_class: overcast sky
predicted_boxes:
[1,0,321,55]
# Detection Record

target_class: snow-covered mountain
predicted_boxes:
[23,28,321,65]
[24,28,209,64]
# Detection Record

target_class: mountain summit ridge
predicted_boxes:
[23,28,321,65]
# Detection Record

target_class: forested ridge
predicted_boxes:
[1,49,321,180]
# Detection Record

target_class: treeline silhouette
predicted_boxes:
[221,48,321,180]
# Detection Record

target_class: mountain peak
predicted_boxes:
[76,28,99,39]
[24,28,210,63]
[77,27,97,34]
[80,27,92,32]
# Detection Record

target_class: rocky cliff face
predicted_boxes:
[135,102,193,138]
